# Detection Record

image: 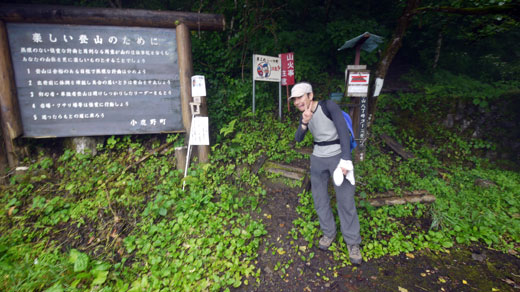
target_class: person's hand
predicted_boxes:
[302,101,313,124]
[338,159,353,176]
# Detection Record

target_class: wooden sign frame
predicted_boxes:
[0,3,224,167]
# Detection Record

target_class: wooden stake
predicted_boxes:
[175,146,187,172]
[0,20,22,169]
[176,23,209,163]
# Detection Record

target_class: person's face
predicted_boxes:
[292,92,313,112]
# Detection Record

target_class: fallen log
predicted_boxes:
[251,154,268,175]
[301,173,311,193]
[264,161,306,181]
[380,133,415,160]
[366,190,435,207]
[294,147,313,156]
[0,4,225,31]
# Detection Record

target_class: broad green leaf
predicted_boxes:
[74,252,89,272]
[91,270,109,286]
[45,283,64,292]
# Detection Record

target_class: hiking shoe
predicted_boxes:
[319,235,335,250]
[347,244,362,265]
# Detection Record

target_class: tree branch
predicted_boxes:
[415,4,520,20]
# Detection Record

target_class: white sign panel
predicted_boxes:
[347,70,370,97]
[191,75,206,97]
[345,65,367,83]
[252,54,281,82]
[189,116,209,145]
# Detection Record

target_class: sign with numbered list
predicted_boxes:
[189,116,209,145]
[6,23,182,137]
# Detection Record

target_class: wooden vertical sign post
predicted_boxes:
[176,23,209,163]
[0,20,23,168]
[338,32,383,163]
[347,68,370,162]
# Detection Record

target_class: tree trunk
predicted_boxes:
[433,31,443,69]
[368,0,421,122]
[416,4,520,21]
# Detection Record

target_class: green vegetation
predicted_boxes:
[1,133,268,291]
[2,0,519,290]
[1,73,519,290]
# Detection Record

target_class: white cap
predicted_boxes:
[289,82,313,99]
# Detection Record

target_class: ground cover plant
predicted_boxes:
[0,133,269,291]
[1,73,519,291]
[1,0,519,290]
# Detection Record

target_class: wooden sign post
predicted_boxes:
[338,32,383,163]
[0,21,23,168]
[346,68,370,162]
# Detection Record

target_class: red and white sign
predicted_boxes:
[348,72,370,85]
[347,70,370,97]
[279,52,295,86]
[252,54,281,82]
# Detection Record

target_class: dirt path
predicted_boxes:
[233,175,520,292]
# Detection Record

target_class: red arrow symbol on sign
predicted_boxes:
[351,75,367,82]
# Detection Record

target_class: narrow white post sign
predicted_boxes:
[189,116,209,146]
[183,116,209,190]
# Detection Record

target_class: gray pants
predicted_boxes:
[310,153,361,245]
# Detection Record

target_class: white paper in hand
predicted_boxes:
[333,166,344,186]
[346,169,355,186]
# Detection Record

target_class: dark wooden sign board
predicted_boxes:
[7,23,182,137]
[0,4,224,168]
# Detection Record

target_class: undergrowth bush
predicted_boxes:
[1,74,519,290]
[0,132,268,291]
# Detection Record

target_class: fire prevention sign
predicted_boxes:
[252,54,281,82]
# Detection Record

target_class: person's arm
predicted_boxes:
[325,100,352,161]
[295,116,308,142]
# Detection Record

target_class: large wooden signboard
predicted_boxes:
[6,23,182,137]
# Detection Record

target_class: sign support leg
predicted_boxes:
[278,81,282,120]
[182,142,192,191]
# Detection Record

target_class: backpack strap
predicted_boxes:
[319,100,332,120]
[315,100,340,147]
[320,99,357,151]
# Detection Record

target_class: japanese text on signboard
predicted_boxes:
[347,70,370,97]
[279,52,294,86]
[252,54,281,82]
[359,96,367,146]
[7,23,183,137]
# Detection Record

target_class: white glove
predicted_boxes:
[333,159,355,186]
